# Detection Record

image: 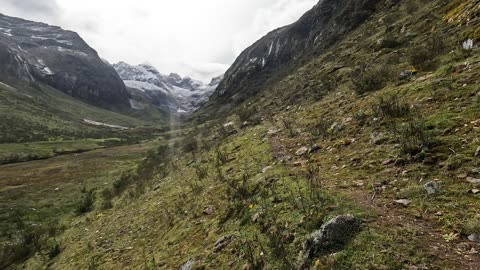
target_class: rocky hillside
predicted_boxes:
[0,13,129,109]
[3,0,480,269]
[113,62,221,114]
[202,0,379,115]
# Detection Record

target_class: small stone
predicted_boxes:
[470,189,480,194]
[467,177,480,184]
[294,160,309,167]
[423,181,440,195]
[266,129,279,137]
[458,173,468,179]
[383,159,394,166]
[309,144,320,153]
[54,187,60,191]
[203,207,213,215]
[214,235,234,253]
[251,212,261,223]
[296,147,309,156]
[394,199,410,207]
[468,234,480,242]
[475,146,480,157]
[262,166,272,173]
[179,258,195,270]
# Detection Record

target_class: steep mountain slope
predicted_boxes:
[113,62,221,114]
[0,13,129,109]
[3,0,480,269]
[201,0,379,115]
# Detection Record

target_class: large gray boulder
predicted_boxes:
[298,215,361,269]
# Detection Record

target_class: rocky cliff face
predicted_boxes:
[113,62,221,113]
[0,13,129,108]
[205,0,378,114]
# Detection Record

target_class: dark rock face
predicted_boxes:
[0,13,129,108]
[298,215,361,269]
[205,0,379,114]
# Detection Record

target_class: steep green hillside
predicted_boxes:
[0,80,169,144]
[2,0,479,269]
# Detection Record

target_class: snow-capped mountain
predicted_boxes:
[113,62,222,113]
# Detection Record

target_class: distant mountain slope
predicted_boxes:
[0,13,129,109]
[0,80,153,143]
[201,0,378,115]
[113,62,222,113]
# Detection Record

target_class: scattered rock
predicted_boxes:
[467,177,480,184]
[214,235,234,253]
[393,199,410,207]
[262,166,272,174]
[179,258,195,270]
[203,206,213,215]
[383,159,394,166]
[223,122,235,128]
[240,121,249,128]
[266,129,279,137]
[423,181,440,195]
[468,234,480,242]
[399,69,416,80]
[251,211,264,223]
[296,147,309,156]
[370,132,387,145]
[294,160,309,167]
[475,146,480,157]
[309,144,320,153]
[298,215,361,269]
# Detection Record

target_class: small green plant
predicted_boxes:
[181,135,198,153]
[373,93,411,118]
[281,118,296,137]
[351,65,394,94]
[309,118,332,139]
[392,118,431,155]
[75,187,96,215]
[215,146,229,166]
[409,33,447,71]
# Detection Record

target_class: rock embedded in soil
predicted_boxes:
[309,144,320,153]
[298,215,361,269]
[203,206,213,215]
[466,177,480,184]
[468,234,480,242]
[213,235,234,253]
[394,199,410,207]
[296,146,309,156]
[423,181,440,195]
[179,258,195,270]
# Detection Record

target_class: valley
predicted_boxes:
[1,0,480,269]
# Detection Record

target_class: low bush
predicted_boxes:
[351,65,394,95]
[373,93,411,118]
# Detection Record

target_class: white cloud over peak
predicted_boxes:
[1,0,317,81]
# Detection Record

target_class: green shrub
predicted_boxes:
[393,118,431,155]
[409,33,447,71]
[75,188,95,215]
[374,93,411,118]
[351,65,394,94]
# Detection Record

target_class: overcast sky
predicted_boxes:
[1,0,317,81]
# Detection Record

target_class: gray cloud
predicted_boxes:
[3,0,60,17]
[0,0,317,81]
